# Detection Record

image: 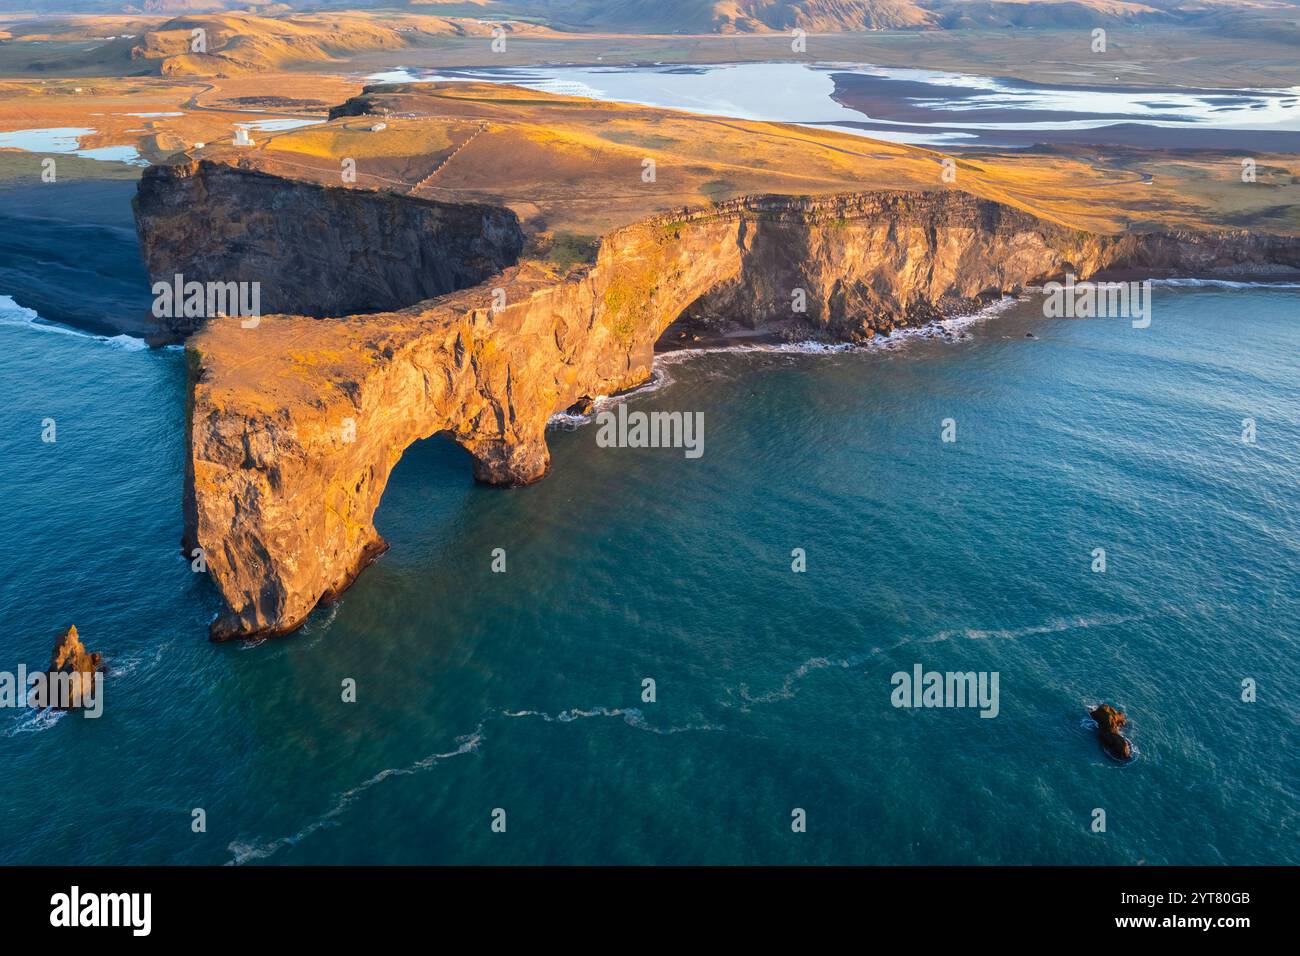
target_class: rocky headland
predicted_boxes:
[133,88,1300,640]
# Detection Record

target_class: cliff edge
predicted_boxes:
[135,102,1300,640]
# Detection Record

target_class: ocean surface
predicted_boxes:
[1,178,1298,865]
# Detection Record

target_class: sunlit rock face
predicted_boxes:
[136,164,1300,639]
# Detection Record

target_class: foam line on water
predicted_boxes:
[226,725,485,865]
[1147,278,1300,289]
[733,612,1147,707]
[1,708,68,737]
[226,706,725,864]
[110,642,169,681]
[499,706,724,735]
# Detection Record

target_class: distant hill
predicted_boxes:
[399,0,1163,32]
[4,0,1297,37]
[4,1,290,12]
[927,1,1168,29]
[128,1,288,12]
[441,0,937,33]
[0,11,561,75]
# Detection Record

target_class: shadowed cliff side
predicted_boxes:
[135,160,525,334]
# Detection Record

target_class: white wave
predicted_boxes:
[501,706,637,721]
[1147,278,1300,289]
[1,708,68,737]
[547,411,592,430]
[110,642,167,680]
[597,365,673,403]
[661,297,1022,365]
[110,657,143,678]
[546,366,673,429]
[226,704,724,863]
[655,339,858,366]
[548,299,1021,429]
[101,333,148,351]
[0,295,148,350]
[227,726,484,865]
[920,612,1145,644]
[733,611,1145,707]
[737,650,878,705]
[500,706,723,735]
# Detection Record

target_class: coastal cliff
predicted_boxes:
[137,162,1300,639]
[135,160,524,335]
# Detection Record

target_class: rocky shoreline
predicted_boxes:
[134,159,1300,640]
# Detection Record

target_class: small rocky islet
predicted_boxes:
[1090,703,1135,762]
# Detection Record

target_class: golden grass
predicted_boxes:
[196,82,1300,238]
[266,122,458,161]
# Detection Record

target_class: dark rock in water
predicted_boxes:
[565,396,596,416]
[32,626,106,711]
[145,330,184,349]
[1090,703,1133,761]
[1026,332,1036,338]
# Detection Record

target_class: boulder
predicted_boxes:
[42,626,105,710]
[1090,703,1133,761]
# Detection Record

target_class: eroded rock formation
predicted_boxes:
[136,162,1300,640]
[1090,704,1134,761]
[32,626,105,710]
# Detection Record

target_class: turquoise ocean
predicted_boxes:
[0,179,1296,865]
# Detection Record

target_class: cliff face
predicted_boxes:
[135,160,524,335]
[139,164,1300,640]
[673,193,1115,336]
[1102,230,1300,278]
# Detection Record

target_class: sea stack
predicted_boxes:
[1090,704,1134,761]
[41,625,105,711]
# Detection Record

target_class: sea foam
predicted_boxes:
[0,294,149,350]
[547,297,1020,429]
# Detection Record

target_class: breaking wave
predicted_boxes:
[1,708,68,737]
[1147,278,1300,289]
[0,294,147,350]
[548,297,1021,429]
